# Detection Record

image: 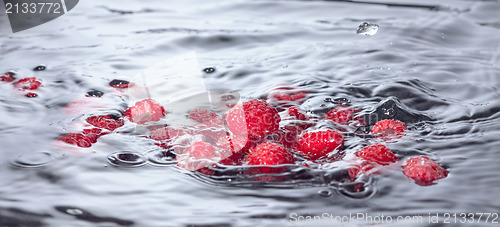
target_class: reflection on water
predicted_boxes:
[1,0,500,226]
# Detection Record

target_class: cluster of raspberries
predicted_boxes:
[52,80,447,187]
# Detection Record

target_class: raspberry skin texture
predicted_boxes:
[13,77,42,90]
[124,99,166,124]
[86,115,124,131]
[225,99,281,141]
[286,106,308,121]
[245,142,295,166]
[57,133,93,148]
[267,85,308,106]
[177,141,232,174]
[296,129,345,161]
[355,143,398,165]
[188,108,224,127]
[1,72,16,82]
[402,155,448,186]
[323,106,355,124]
[371,119,406,139]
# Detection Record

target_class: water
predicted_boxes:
[1,0,500,226]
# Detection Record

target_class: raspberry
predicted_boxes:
[216,135,253,154]
[275,123,312,149]
[347,160,378,180]
[176,141,231,174]
[57,133,93,148]
[371,119,406,139]
[355,143,398,165]
[225,99,280,141]
[149,125,191,149]
[82,128,106,143]
[13,77,42,90]
[109,79,133,88]
[86,115,124,131]
[124,99,166,124]
[1,72,16,82]
[244,142,295,178]
[323,106,356,124]
[188,108,224,127]
[286,106,308,121]
[296,129,345,161]
[402,156,447,186]
[267,85,308,106]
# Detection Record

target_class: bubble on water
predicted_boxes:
[10,151,56,168]
[146,149,176,166]
[383,107,396,117]
[86,89,104,97]
[66,208,84,215]
[324,97,332,102]
[318,189,332,197]
[220,94,236,101]
[109,79,132,88]
[33,65,46,71]
[107,152,147,167]
[203,67,216,73]
[356,22,379,36]
[333,98,350,105]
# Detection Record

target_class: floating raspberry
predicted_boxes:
[402,155,447,186]
[296,129,344,161]
[355,143,398,165]
[244,142,295,179]
[177,141,230,174]
[57,133,93,148]
[109,79,132,88]
[216,135,253,154]
[124,99,166,124]
[82,128,106,143]
[86,115,124,131]
[225,99,280,141]
[286,106,308,121]
[1,72,16,82]
[371,119,406,139]
[323,106,357,124]
[267,85,308,106]
[13,77,42,90]
[188,108,224,127]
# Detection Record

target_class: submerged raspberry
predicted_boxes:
[86,115,124,131]
[296,129,345,161]
[124,99,166,124]
[14,77,42,90]
[402,155,447,186]
[1,72,16,82]
[355,143,398,165]
[225,99,280,140]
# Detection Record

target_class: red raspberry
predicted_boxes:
[244,142,295,180]
[124,99,166,124]
[82,128,106,143]
[225,99,280,141]
[296,129,345,161]
[57,133,93,148]
[148,125,190,149]
[402,156,447,186]
[219,153,245,166]
[275,122,313,149]
[86,115,124,131]
[371,119,406,139]
[216,135,253,154]
[355,143,398,165]
[13,77,42,90]
[188,108,224,127]
[1,72,16,82]
[267,85,308,106]
[323,106,356,124]
[286,106,308,121]
[177,141,230,174]
[347,160,378,180]
[109,79,133,88]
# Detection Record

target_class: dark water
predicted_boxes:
[1,0,500,226]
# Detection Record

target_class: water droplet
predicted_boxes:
[86,90,104,97]
[109,79,132,89]
[66,208,83,215]
[356,22,379,36]
[25,92,38,98]
[203,67,216,73]
[220,94,235,101]
[107,152,147,167]
[10,151,55,168]
[146,149,176,166]
[333,98,350,105]
[33,65,46,71]
[318,189,332,197]
[324,97,332,102]
[383,108,395,117]
[320,104,327,108]
[306,110,314,114]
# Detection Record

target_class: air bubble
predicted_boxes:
[203,67,216,73]
[383,108,396,117]
[10,151,55,168]
[107,152,147,167]
[356,22,379,36]
[33,65,46,71]
[86,90,104,97]
[66,208,84,215]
